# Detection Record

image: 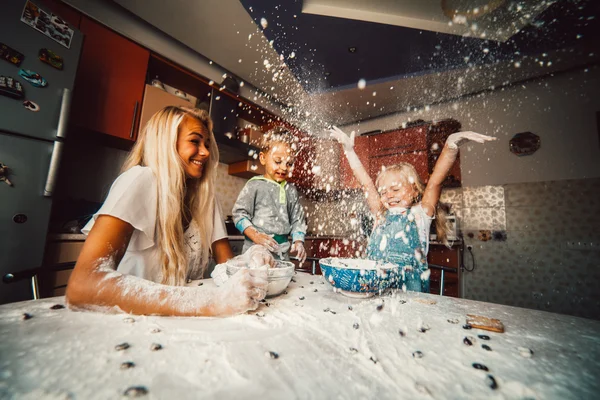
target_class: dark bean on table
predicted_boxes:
[486,374,498,390]
[123,386,148,397]
[299,296,305,300]
[150,343,162,351]
[472,363,489,371]
[120,361,135,369]
[266,351,279,359]
[463,337,473,346]
[482,344,492,351]
[348,305,353,310]
[376,304,384,311]
[412,351,424,359]
[115,343,130,351]
[353,322,359,329]
[22,313,33,320]
[50,304,65,310]
[463,324,472,330]
[478,334,491,340]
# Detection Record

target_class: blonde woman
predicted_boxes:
[66,106,270,316]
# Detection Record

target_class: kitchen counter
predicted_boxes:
[1,273,598,399]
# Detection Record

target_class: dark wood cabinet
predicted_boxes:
[71,16,149,140]
[338,120,463,189]
[369,151,429,183]
[427,243,461,297]
[428,119,462,187]
[340,135,370,188]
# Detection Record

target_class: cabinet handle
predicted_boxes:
[129,101,139,139]
[56,88,71,139]
[44,141,64,197]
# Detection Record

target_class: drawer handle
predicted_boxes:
[129,101,139,139]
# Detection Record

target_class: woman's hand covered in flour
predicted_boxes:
[291,241,306,264]
[215,267,268,316]
[445,131,497,150]
[329,126,355,152]
[245,228,278,252]
[245,244,276,268]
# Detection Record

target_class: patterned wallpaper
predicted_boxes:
[460,177,600,320]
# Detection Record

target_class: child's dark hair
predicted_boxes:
[260,126,297,154]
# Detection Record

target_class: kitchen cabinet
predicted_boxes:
[369,151,429,183]
[370,125,428,156]
[40,236,84,297]
[340,135,370,188]
[138,84,192,134]
[427,243,461,297]
[337,121,463,189]
[71,16,149,141]
[428,119,462,187]
[288,132,315,191]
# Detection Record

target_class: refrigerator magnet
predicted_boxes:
[0,76,25,99]
[23,100,40,112]
[38,48,63,70]
[0,43,25,66]
[18,69,47,87]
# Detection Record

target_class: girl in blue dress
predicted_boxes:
[331,127,495,292]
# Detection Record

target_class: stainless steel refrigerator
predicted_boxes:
[0,0,83,304]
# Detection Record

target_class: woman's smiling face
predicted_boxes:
[177,116,210,180]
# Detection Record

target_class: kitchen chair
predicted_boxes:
[290,256,320,275]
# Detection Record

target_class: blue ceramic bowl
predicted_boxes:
[319,257,402,298]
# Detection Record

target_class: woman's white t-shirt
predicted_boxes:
[82,166,227,283]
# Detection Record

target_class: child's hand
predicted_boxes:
[291,241,307,263]
[245,228,279,252]
[214,267,268,315]
[329,126,355,152]
[446,131,497,149]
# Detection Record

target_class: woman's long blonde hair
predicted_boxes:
[122,106,219,285]
[376,163,452,247]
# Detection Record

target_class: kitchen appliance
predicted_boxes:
[0,0,83,304]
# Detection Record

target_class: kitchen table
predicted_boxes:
[0,272,598,399]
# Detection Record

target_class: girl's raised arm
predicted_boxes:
[330,126,382,216]
[422,131,496,216]
[66,215,267,317]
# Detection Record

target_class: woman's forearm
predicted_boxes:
[66,264,220,317]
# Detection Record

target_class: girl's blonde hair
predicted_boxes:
[376,163,452,247]
[122,106,219,286]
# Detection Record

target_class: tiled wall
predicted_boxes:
[454,178,600,320]
[214,163,248,218]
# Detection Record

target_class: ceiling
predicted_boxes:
[113,0,599,128]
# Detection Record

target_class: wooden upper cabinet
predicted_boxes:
[369,151,429,183]
[340,135,370,189]
[370,124,428,157]
[289,133,315,190]
[71,16,149,140]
